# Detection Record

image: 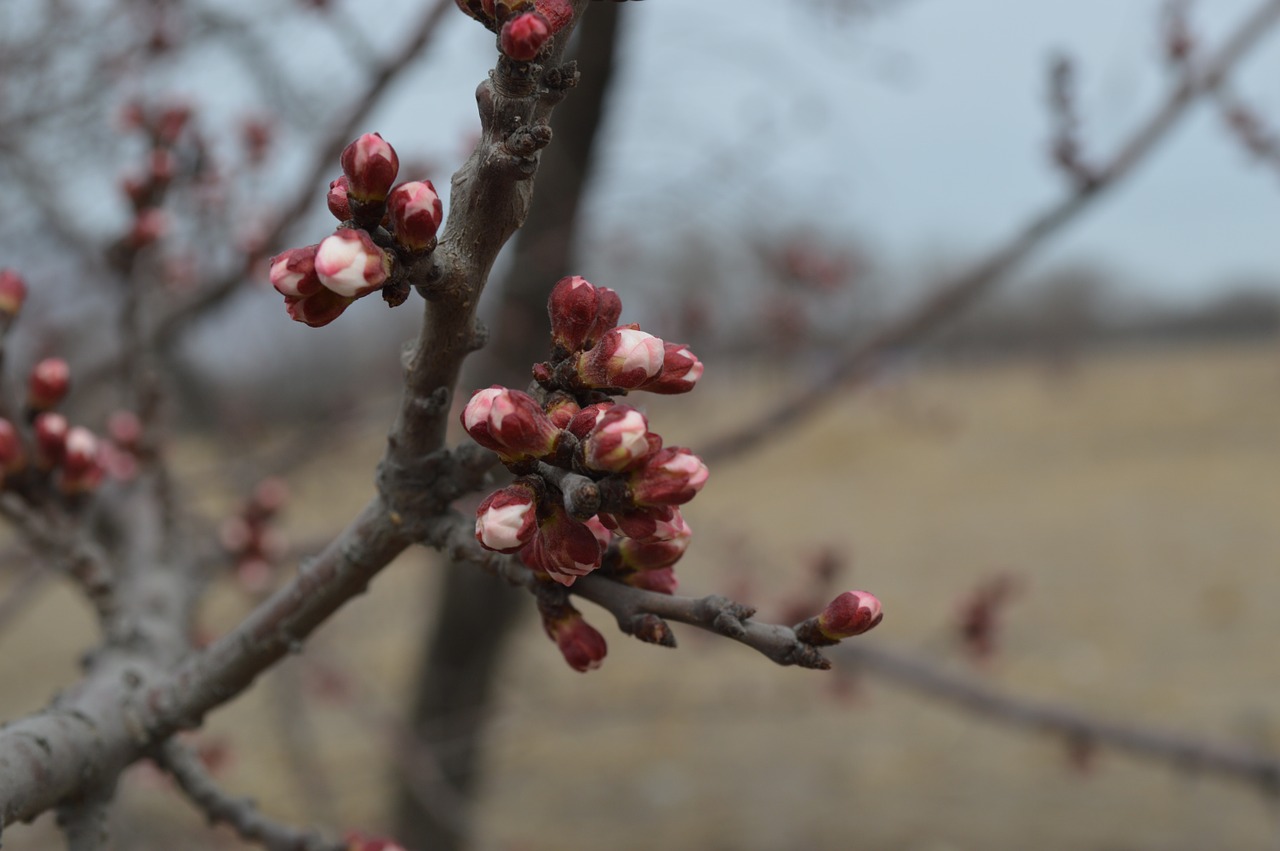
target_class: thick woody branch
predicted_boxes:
[154,739,345,851]
[702,0,1280,465]
[842,642,1280,793]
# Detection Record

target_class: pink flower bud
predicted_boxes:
[327,176,351,221]
[474,482,539,553]
[580,405,658,473]
[500,12,551,61]
[587,287,623,347]
[566,401,614,438]
[599,505,676,541]
[314,229,392,298]
[543,393,580,429]
[583,514,612,549]
[629,447,709,507]
[638,342,703,395]
[250,477,290,518]
[534,0,572,33]
[28,358,70,412]
[547,275,600,352]
[461,386,562,462]
[623,566,678,595]
[269,245,322,299]
[387,180,443,251]
[0,418,24,473]
[817,590,884,639]
[0,269,28,318]
[59,426,103,494]
[618,535,689,572]
[340,133,399,203]
[283,287,355,328]
[541,606,607,672]
[520,504,603,585]
[107,410,143,452]
[576,327,665,390]
[34,412,68,467]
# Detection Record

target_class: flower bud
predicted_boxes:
[59,426,103,494]
[33,412,68,467]
[534,0,572,33]
[588,287,623,346]
[543,392,580,429]
[500,12,551,61]
[576,327,665,390]
[599,505,675,541]
[28,358,70,412]
[622,566,678,595]
[547,275,600,352]
[566,401,614,438]
[314,229,392,298]
[269,245,322,299]
[520,504,603,585]
[617,510,691,569]
[540,603,607,672]
[128,208,169,248]
[284,287,355,328]
[388,180,443,251]
[454,0,494,24]
[474,481,539,553]
[340,133,399,203]
[461,386,562,462]
[327,176,351,221]
[0,269,27,318]
[0,418,24,474]
[107,410,143,453]
[638,342,703,395]
[580,405,658,473]
[629,447,709,507]
[817,590,884,639]
[583,514,612,549]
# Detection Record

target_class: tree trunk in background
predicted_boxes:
[393,7,623,849]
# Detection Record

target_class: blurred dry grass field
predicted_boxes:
[1,340,1278,850]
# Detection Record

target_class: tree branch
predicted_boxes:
[154,739,345,851]
[842,642,1280,793]
[701,0,1280,465]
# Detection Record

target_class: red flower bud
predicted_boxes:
[107,410,143,452]
[475,481,539,553]
[500,12,551,61]
[387,180,443,251]
[566,401,614,439]
[534,0,572,33]
[520,503,603,585]
[314,229,392,298]
[576,327,665,390]
[0,418,24,474]
[580,405,659,473]
[0,269,28,318]
[588,287,622,348]
[599,505,676,541]
[548,275,601,352]
[543,392,580,429]
[284,287,354,328]
[461,386,562,462]
[454,0,494,24]
[28,358,70,412]
[617,510,691,570]
[629,447,708,507]
[128,208,169,248]
[623,566,678,595]
[34,412,68,467]
[540,603,607,672]
[269,245,323,299]
[817,590,884,639]
[638,342,703,395]
[327,176,351,221]
[59,426,103,494]
[339,133,399,203]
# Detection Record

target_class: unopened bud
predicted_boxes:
[629,447,709,507]
[327,176,352,221]
[475,481,539,553]
[576,327,665,390]
[107,410,143,452]
[0,269,27,318]
[128,208,169,247]
[816,590,884,640]
[580,405,659,473]
[520,504,603,585]
[543,392,580,429]
[28,358,70,412]
[461,386,562,462]
[500,12,551,61]
[269,245,322,299]
[340,133,399,203]
[539,602,607,672]
[622,565,679,595]
[34,412,68,467]
[454,0,494,24]
[388,180,443,251]
[638,342,703,395]
[548,276,609,353]
[285,287,355,327]
[617,510,691,570]
[59,426,102,494]
[314,229,392,298]
[534,0,572,33]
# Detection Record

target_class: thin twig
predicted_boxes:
[154,738,346,851]
[841,642,1280,792]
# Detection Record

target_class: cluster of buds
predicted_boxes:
[218,477,289,595]
[454,0,573,62]
[465,277,708,671]
[116,100,208,252]
[270,133,443,327]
